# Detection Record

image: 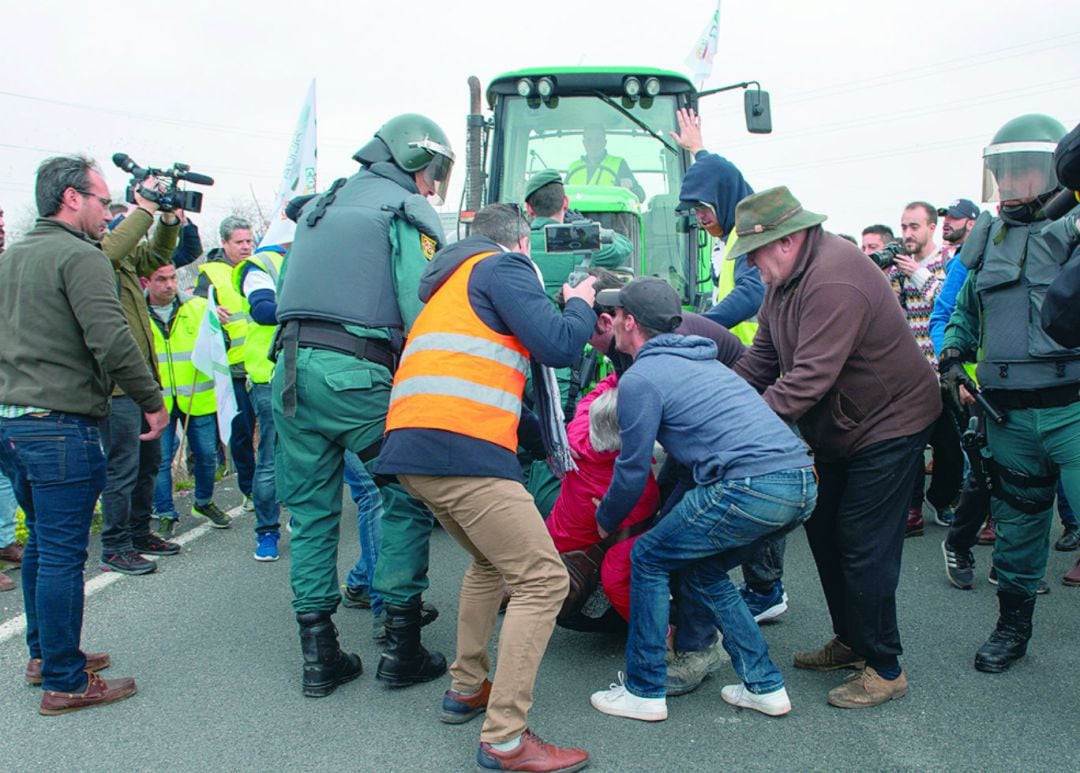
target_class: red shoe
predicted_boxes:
[0,572,14,592]
[440,679,491,724]
[977,516,996,546]
[477,729,588,772]
[26,651,111,685]
[905,508,925,538]
[1064,555,1080,587]
[0,541,23,565]
[39,672,136,715]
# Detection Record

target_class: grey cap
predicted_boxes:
[595,277,682,332]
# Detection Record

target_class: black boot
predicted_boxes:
[375,600,447,688]
[297,611,363,697]
[974,591,1034,673]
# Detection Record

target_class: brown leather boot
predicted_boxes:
[476,730,589,773]
[0,541,23,565]
[905,508,924,538]
[26,651,110,685]
[1063,555,1080,587]
[977,515,996,545]
[39,672,137,715]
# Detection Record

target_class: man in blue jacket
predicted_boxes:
[588,278,815,723]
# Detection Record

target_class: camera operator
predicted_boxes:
[97,178,185,574]
[939,113,1080,672]
[886,202,963,538]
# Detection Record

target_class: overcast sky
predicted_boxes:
[2,0,1078,244]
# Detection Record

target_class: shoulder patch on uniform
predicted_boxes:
[421,233,437,260]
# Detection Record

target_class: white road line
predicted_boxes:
[0,506,245,645]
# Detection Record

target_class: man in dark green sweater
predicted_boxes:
[0,155,168,716]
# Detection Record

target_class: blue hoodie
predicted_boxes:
[679,151,764,328]
[595,334,811,533]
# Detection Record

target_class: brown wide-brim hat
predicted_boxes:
[728,185,827,259]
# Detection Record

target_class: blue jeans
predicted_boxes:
[249,383,280,535]
[154,411,218,518]
[626,468,817,698]
[343,451,383,615]
[230,375,256,497]
[100,396,162,553]
[0,413,106,692]
[0,470,17,546]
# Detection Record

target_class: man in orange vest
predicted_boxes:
[376,204,597,773]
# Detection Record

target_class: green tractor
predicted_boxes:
[460,67,771,308]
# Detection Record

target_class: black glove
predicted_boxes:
[938,347,973,406]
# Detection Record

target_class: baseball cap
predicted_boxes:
[937,198,980,220]
[595,277,682,332]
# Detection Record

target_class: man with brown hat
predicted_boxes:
[731,186,940,708]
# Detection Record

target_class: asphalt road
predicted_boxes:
[1,478,1078,773]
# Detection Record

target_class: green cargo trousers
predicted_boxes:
[986,401,1080,597]
[272,347,433,613]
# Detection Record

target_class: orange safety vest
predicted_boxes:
[385,251,530,452]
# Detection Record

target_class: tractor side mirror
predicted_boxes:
[745,89,772,134]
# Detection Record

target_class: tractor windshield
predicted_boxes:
[495,95,696,297]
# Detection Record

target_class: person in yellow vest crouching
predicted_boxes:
[146,264,231,537]
[234,244,285,561]
[194,216,256,511]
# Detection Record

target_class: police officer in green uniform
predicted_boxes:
[272,114,454,697]
[940,113,1080,673]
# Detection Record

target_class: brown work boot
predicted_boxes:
[905,508,924,538]
[827,666,908,708]
[0,572,14,592]
[39,672,137,715]
[1063,555,1080,587]
[26,651,111,685]
[476,729,588,772]
[793,637,866,672]
[0,541,23,565]
[977,516,996,545]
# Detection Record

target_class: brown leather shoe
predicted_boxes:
[794,637,866,672]
[0,541,23,565]
[476,729,588,773]
[39,672,136,715]
[977,516,996,545]
[440,678,491,724]
[827,666,908,708]
[1064,555,1080,587]
[0,571,14,592]
[26,651,111,685]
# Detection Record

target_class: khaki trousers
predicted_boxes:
[399,474,568,743]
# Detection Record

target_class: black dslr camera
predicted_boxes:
[544,221,614,286]
[867,240,906,269]
[113,153,214,213]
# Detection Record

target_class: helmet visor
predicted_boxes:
[417,149,454,207]
[982,142,1058,203]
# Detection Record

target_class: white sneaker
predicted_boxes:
[720,683,791,716]
[590,673,667,722]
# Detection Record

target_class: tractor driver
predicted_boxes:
[565,125,646,202]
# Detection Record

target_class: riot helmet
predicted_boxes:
[982,113,1067,205]
[352,113,455,205]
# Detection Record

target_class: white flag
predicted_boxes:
[258,79,318,248]
[191,286,238,446]
[685,1,722,85]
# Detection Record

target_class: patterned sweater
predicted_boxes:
[886,248,947,366]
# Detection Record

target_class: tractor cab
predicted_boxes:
[463,67,770,307]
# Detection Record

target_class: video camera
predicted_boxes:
[543,221,615,286]
[867,240,906,270]
[113,153,214,213]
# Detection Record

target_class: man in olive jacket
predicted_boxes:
[0,155,167,715]
[97,184,183,574]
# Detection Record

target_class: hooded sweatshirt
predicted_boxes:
[678,151,764,328]
[595,334,811,533]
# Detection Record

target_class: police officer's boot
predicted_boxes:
[974,591,1034,673]
[297,611,363,697]
[375,600,447,688]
